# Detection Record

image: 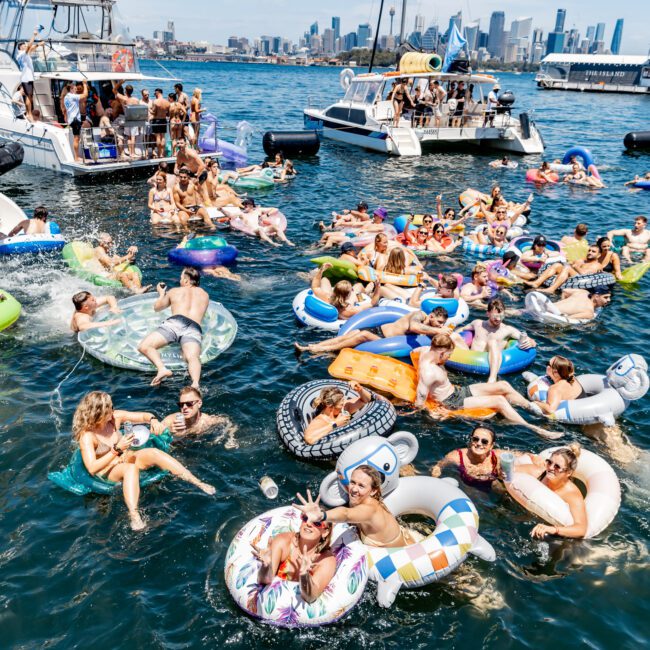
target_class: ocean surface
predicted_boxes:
[1,62,649,649]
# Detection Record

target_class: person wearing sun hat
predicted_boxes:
[483,83,501,127]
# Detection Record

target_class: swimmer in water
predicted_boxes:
[0,205,50,239]
[607,216,650,263]
[70,291,122,332]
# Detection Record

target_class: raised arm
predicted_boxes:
[430,450,460,476]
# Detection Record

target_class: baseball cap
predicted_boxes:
[493,83,500,90]
[533,235,547,247]
[341,242,356,253]
[242,198,255,207]
[373,207,388,220]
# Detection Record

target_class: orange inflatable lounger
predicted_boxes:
[328,348,495,419]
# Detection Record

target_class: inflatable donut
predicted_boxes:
[168,236,238,267]
[0,221,65,255]
[561,272,615,291]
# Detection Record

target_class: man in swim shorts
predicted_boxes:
[138,267,210,388]
[454,298,536,383]
[173,167,215,230]
[527,287,611,322]
[70,291,121,332]
[150,88,170,158]
[174,137,210,205]
[608,216,650,263]
[415,333,561,438]
[294,306,451,355]
[0,205,49,239]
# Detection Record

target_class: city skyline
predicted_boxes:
[124,0,649,55]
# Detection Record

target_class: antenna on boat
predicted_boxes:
[399,0,407,44]
[368,0,385,73]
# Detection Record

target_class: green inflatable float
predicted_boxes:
[0,289,21,332]
[62,241,142,288]
[310,256,358,282]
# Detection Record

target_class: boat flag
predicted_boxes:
[442,24,467,72]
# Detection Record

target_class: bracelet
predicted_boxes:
[320,510,327,522]
[112,443,123,456]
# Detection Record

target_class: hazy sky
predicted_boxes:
[124,1,649,54]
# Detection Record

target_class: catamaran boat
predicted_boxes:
[0,0,225,176]
[304,67,545,157]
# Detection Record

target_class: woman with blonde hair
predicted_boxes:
[190,88,204,148]
[533,356,586,415]
[514,443,587,539]
[72,391,215,531]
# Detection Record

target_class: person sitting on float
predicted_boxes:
[513,443,587,539]
[435,193,474,229]
[430,425,508,490]
[472,223,508,249]
[253,506,336,603]
[564,162,606,189]
[320,201,370,231]
[295,466,421,548]
[535,161,557,184]
[532,356,586,416]
[319,208,389,249]
[481,197,531,228]
[303,382,376,445]
[596,236,623,281]
[369,248,434,303]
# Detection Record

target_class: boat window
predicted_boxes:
[344,80,382,104]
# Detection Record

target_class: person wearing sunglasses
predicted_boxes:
[430,425,510,490]
[159,386,237,445]
[253,503,336,603]
[471,223,509,249]
[514,443,587,539]
[435,194,474,230]
[93,232,151,294]
[427,223,461,253]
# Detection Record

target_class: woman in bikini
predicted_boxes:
[391,78,412,127]
[430,425,506,490]
[532,356,586,416]
[596,236,623,281]
[148,172,181,226]
[73,391,215,531]
[303,382,375,445]
[253,508,336,603]
[295,466,421,548]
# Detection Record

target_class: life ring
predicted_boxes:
[505,447,620,539]
[225,505,368,626]
[292,288,370,331]
[340,68,355,91]
[0,221,65,255]
[507,235,564,270]
[347,224,397,248]
[461,236,507,259]
[276,379,396,459]
[229,208,287,237]
[631,180,650,191]
[525,169,559,184]
[62,241,141,288]
[562,146,595,172]
[111,48,134,73]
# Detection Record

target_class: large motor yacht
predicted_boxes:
[304,67,545,157]
[0,0,217,176]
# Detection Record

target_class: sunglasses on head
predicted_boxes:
[470,435,491,445]
[545,458,567,473]
[178,399,199,408]
[301,513,328,529]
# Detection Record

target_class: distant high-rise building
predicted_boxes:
[611,18,623,54]
[478,31,489,49]
[532,28,543,44]
[310,22,319,36]
[554,9,566,33]
[410,30,423,49]
[357,23,372,48]
[464,22,480,52]
[510,17,532,41]
[343,32,357,51]
[567,28,580,53]
[448,11,462,34]
[487,11,505,59]
[228,36,239,50]
[310,33,322,53]
[546,31,565,55]
[379,34,396,50]
[422,25,439,51]
[595,22,605,42]
[272,36,282,53]
[586,26,595,43]
[322,28,335,55]
[414,14,425,33]
[332,17,340,41]
[389,6,396,35]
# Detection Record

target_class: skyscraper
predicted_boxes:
[554,9,566,33]
[611,18,623,55]
[422,25,439,51]
[357,23,372,48]
[322,28,335,54]
[464,22,480,52]
[332,17,340,41]
[414,15,425,33]
[310,22,319,36]
[586,26,595,43]
[448,11,462,34]
[487,11,505,59]
[510,17,532,41]
[343,32,357,51]
[546,31,565,55]
[595,22,605,42]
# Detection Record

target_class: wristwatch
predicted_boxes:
[112,443,123,456]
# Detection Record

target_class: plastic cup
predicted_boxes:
[500,451,515,482]
[259,476,278,499]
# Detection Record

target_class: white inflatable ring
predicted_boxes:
[225,505,368,627]
[506,447,620,538]
[340,68,355,91]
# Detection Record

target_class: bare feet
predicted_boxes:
[151,367,173,386]
[532,424,564,440]
[196,480,216,495]
[130,511,146,531]
[294,342,308,355]
[133,284,153,295]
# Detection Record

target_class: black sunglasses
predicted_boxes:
[470,435,491,445]
[178,400,199,408]
[301,513,328,529]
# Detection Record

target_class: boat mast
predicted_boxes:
[399,0,407,44]
[368,0,385,72]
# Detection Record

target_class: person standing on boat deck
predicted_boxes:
[483,84,500,127]
[150,89,170,159]
[190,88,204,148]
[138,267,210,389]
[390,78,412,127]
[112,81,142,159]
[431,80,447,128]
[16,29,40,122]
[63,80,88,162]
[420,81,435,127]
[174,83,191,141]
[451,81,466,127]
[140,88,155,159]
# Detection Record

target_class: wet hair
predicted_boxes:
[72,391,113,441]
[471,264,486,279]
[576,223,589,236]
[636,215,648,224]
[182,266,200,286]
[72,291,91,311]
[125,84,133,96]
[551,443,581,473]
[487,297,505,313]
[471,424,496,444]
[596,236,610,250]
[180,386,202,399]
[331,280,353,311]
[429,306,448,321]
[549,355,576,383]
[33,206,48,220]
[312,387,345,414]
[430,332,455,351]
[352,465,386,506]
[439,274,458,290]
[385,248,406,274]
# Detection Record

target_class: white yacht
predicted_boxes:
[304,68,545,156]
[0,0,213,176]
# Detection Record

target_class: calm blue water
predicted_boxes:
[1,62,649,648]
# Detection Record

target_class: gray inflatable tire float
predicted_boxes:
[276,379,397,460]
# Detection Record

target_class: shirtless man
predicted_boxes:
[70,291,121,332]
[455,298,536,383]
[415,333,561,439]
[0,205,49,239]
[205,160,243,209]
[174,137,210,205]
[527,244,606,294]
[160,386,238,446]
[294,305,451,355]
[319,208,388,249]
[460,265,494,306]
[560,223,589,248]
[173,167,215,230]
[92,233,149,293]
[564,162,606,189]
[137,267,209,388]
[233,197,294,246]
[431,80,447,128]
[150,88,170,158]
[527,287,611,322]
[608,216,650,263]
[112,81,141,158]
